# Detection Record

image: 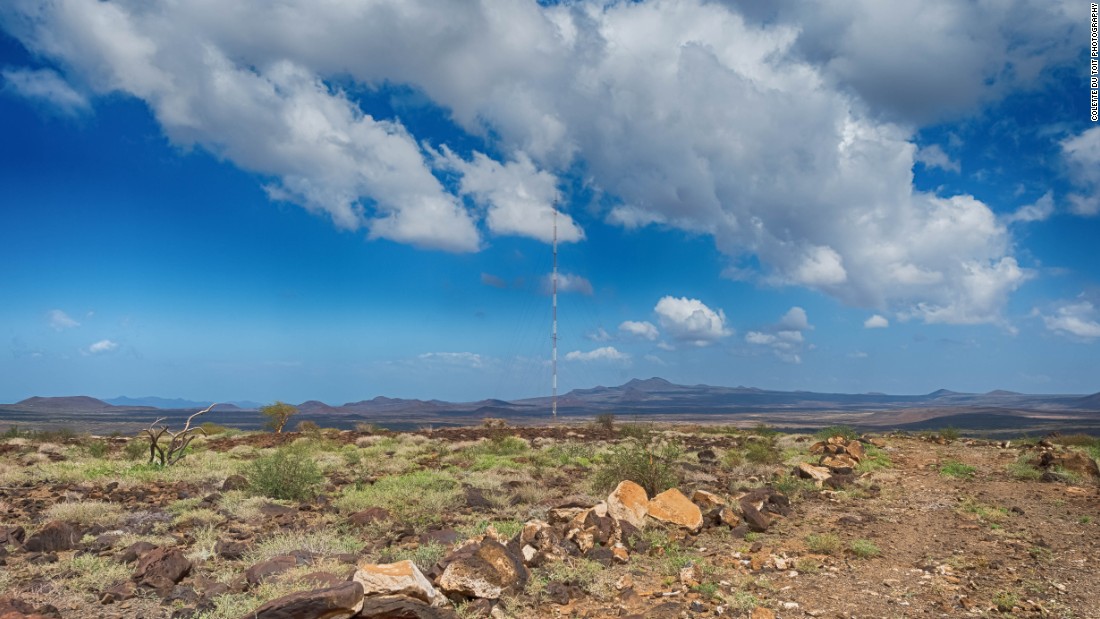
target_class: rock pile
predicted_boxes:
[235,479,791,617]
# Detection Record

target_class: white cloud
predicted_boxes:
[1041,302,1100,340]
[777,306,812,331]
[2,67,88,114]
[619,320,659,340]
[586,327,613,342]
[849,351,869,359]
[1062,127,1100,216]
[864,314,890,328]
[435,148,583,244]
[564,346,630,362]
[915,144,960,173]
[47,309,80,331]
[1005,191,1055,224]
[418,352,487,368]
[745,306,813,363]
[654,297,731,346]
[542,272,593,296]
[85,339,117,355]
[2,0,1068,320]
[643,353,666,365]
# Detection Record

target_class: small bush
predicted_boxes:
[743,439,783,465]
[618,422,653,440]
[296,420,320,434]
[939,427,961,442]
[1007,459,1042,481]
[940,460,976,479]
[849,539,880,558]
[123,439,148,461]
[594,413,616,432]
[199,422,231,435]
[816,426,858,441]
[591,438,681,496]
[805,533,842,555]
[247,446,323,501]
[84,440,109,458]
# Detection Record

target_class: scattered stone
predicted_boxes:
[353,560,448,607]
[358,596,460,619]
[245,555,297,587]
[740,501,771,533]
[796,462,832,486]
[220,475,248,491]
[647,488,703,532]
[438,539,528,600]
[133,547,192,596]
[99,582,137,604]
[117,541,158,564]
[607,481,649,529]
[691,489,724,510]
[463,487,494,510]
[214,539,248,561]
[348,507,391,527]
[23,521,79,553]
[247,581,365,619]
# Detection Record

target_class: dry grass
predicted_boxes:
[44,500,126,528]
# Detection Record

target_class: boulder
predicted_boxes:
[1049,452,1100,480]
[647,488,702,532]
[739,501,771,533]
[691,489,725,510]
[795,462,832,486]
[352,560,447,607]
[348,508,391,527]
[117,540,158,564]
[845,440,866,463]
[438,540,527,600]
[358,595,459,619]
[133,547,192,595]
[246,581,364,619]
[606,481,649,529]
[23,521,79,553]
[245,555,297,587]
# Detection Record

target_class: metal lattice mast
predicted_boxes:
[552,207,558,421]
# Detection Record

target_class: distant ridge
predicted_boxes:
[106,396,262,410]
[15,396,115,411]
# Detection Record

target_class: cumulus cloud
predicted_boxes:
[1062,128,1100,216]
[564,346,630,362]
[84,339,117,355]
[418,352,487,368]
[1041,302,1100,340]
[586,327,613,342]
[654,297,731,346]
[2,67,88,114]
[914,144,960,173]
[1,0,1068,320]
[47,309,80,331]
[745,306,813,363]
[1005,191,1055,224]
[542,272,593,295]
[864,314,890,328]
[777,307,812,331]
[619,320,659,340]
[435,148,583,244]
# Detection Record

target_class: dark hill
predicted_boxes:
[14,396,115,411]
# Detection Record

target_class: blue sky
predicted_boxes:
[1,0,1098,404]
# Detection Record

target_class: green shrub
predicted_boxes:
[247,446,323,501]
[940,460,976,479]
[805,533,842,555]
[85,439,109,458]
[617,422,653,440]
[335,470,461,531]
[849,539,880,558]
[816,425,858,441]
[743,439,782,465]
[939,427,961,442]
[123,438,149,461]
[594,413,616,432]
[199,422,231,435]
[591,438,681,496]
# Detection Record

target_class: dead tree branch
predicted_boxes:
[143,403,216,466]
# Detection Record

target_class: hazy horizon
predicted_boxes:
[2,2,1098,404]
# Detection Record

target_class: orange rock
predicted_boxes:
[750,607,776,619]
[607,480,649,529]
[691,489,725,510]
[353,559,447,607]
[647,488,703,531]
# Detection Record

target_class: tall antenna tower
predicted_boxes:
[551,207,558,421]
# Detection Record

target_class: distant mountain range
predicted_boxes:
[2,377,1098,433]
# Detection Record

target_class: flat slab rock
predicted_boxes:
[353,560,448,607]
[246,581,364,619]
[647,488,703,531]
[607,480,649,529]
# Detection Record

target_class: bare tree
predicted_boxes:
[143,403,215,466]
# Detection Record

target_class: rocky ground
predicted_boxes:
[0,423,1098,619]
